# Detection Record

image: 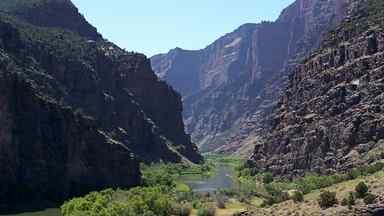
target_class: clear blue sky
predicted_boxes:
[72,0,295,57]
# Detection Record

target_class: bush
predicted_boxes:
[355,182,369,198]
[318,191,338,209]
[290,190,304,203]
[367,162,384,175]
[197,205,216,216]
[347,162,384,180]
[61,187,175,216]
[341,198,348,206]
[341,192,355,209]
[192,200,203,209]
[171,203,192,216]
[363,193,377,205]
[294,174,347,194]
[262,172,274,184]
[142,164,176,188]
[264,184,289,205]
[347,169,362,180]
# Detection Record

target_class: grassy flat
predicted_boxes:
[249,171,384,216]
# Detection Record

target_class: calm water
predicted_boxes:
[183,165,235,192]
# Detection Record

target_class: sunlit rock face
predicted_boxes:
[151,0,348,154]
[248,0,384,177]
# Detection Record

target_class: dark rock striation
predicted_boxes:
[249,0,384,177]
[0,71,141,211]
[0,0,200,211]
[151,0,348,154]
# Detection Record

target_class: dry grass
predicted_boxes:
[187,171,384,215]
[250,171,384,216]
[190,199,247,216]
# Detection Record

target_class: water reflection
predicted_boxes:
[184,165,234,192]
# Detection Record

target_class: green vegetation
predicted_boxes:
[171,203,192,216]
[0,11,97,61]
[61,157,224,216]
[204,153,244,168]
[341,192,355,209]
[196,205,216,216]
[141,161,215,191]
[355,182,369,198]
[318,191,338,209]
[363,193,377,205]
[262,172,274,184]
[60,156,384,215]
[0,0,46,13]
[290,190,304,203]
[236,161,384,206]
[59,154,250,216]
[61,187,175,216]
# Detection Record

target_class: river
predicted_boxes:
[2,164,236,215]
[182,165,235,192]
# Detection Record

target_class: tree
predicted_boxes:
[318,191,338,209]
[355,182,369,198]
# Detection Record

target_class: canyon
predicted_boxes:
[152,0,348,155]
[0,0,200,211]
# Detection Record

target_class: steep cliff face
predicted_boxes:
[0,69,140,210]
[151,0,348,154]
[151,48,203,98]
[249,0,384,177]
[0,0,200,211]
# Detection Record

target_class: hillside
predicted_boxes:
[0,0,200,212]
[151,0,348,154]
[248,0,384,177]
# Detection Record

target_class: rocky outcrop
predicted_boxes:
[0,70,140,211]
[0,0,200,211]
[0,0,102,40]
[248,0,384,177]
[151,0,348,154]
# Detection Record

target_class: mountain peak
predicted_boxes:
[0,0,102,40]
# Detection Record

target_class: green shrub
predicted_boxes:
[142,164,176,188]
[61,187,175,216]
[192,200,203,209]
[197,205,216,216]
[318,191,338,209]
[341,198,348,206]
[341,192,355,209]
[294,174,347,194]
[355,182,369,198]
[363,193,377,205]
[218,188,237,197]
[347,163,384,180]
[262,172,274,184]
[237,167,252,177]
[264,184,290,205]
[171,203,192,216]
[291,190,304,203]
[347,168,362,180]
